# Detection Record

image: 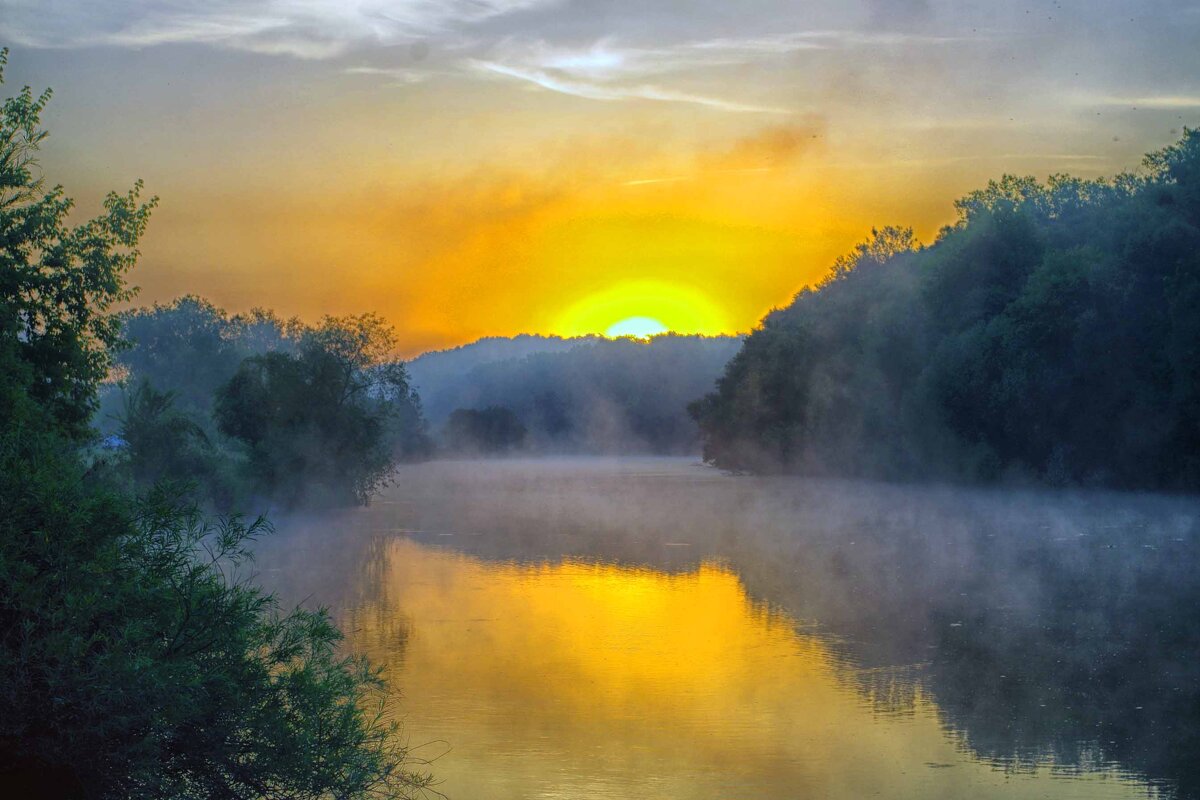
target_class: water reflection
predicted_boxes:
[256,458,1198,799]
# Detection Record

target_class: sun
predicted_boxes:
[605,316,668,338]
[555,280,728,338]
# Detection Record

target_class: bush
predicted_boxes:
[0,419,428,799]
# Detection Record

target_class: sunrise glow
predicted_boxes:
[555,281,728,339]
[6,2,1189,356]
[605,316,668,338]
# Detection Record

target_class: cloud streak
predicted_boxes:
[464,28,990,114]
[1084,95,1200,109]
[471,59,790,113]
[0,0,559,59]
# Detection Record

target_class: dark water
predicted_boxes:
[255,457,1200,799]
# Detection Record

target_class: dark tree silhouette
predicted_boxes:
[693,130,1200,490]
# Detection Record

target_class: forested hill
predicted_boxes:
[411,334,743,454]
[691,129,1200,491]
[406,334,593,405]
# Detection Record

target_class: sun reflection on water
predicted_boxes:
[339,537,1152,800]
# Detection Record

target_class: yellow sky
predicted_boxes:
[7,1,1198,355]
[115,116,1082,355]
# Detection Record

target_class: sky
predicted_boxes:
[3,0,1200,355]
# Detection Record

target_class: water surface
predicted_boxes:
[257,458,1200,799]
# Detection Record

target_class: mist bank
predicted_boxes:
[694,129,1200,491]
[409,334,742,455]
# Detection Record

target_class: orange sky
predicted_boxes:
[6,1,1198,355]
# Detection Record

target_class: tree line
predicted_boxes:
[112,311,743,460]
[692,128,1200,490]
[104,297,430,508]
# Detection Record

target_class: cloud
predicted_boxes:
[471,59,790,113]
[621,121,825,186]
[701,121,826,169]
[682,29,973,54]
[465,27,986,114]
[1081,94,1200,109]
[468,38,807,113]
[0,0,559,59]
[344,65,433,85]
[863,0,932,29]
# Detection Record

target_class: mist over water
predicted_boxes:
[255,458,1200,800]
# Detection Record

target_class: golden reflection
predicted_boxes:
[342,539,1147,800]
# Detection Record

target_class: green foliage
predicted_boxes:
[116,380,240,506]
[693,129,1200,489]
[0,47,156,439]
[115,296,300,421]
[0,422,428,799]
[214,315,430,507]
[444,406,527,454]
[0,51,428,798]
[107,301,430,508]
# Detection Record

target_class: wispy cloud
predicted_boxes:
[1082,95,1200,109]
[465,28,990,114]
[0,0,559,59]
[471,59,790,113]
[344,65,434,85]
[683,29,979,55]
[468,38,805,114]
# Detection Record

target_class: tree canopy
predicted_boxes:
[214,314,429,506]
[693,129,1200,490]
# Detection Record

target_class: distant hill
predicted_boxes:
[407,334,593,407]
[409,334,743,455]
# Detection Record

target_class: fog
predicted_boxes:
[408,334,743,454]
[254,457,1200,799]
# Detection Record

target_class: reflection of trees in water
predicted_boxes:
[925,523,1200,798]
[850,664,928,719]
[251,511,413,660]
[264,460,1200,798]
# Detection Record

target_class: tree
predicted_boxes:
[411,334,743,454]
[215,315,429,506]
[0,437,429,798]
[115,379,239,505]
[0,50,429,798]
[0,48,156,440]
[692,130,1200,489]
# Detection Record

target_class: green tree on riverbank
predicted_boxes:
[692,130,1200,489]
[0,49,428,798]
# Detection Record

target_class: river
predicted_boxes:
[255,457,1200,799]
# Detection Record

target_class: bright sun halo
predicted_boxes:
[555,280,728,339]
[606,316,668,338]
